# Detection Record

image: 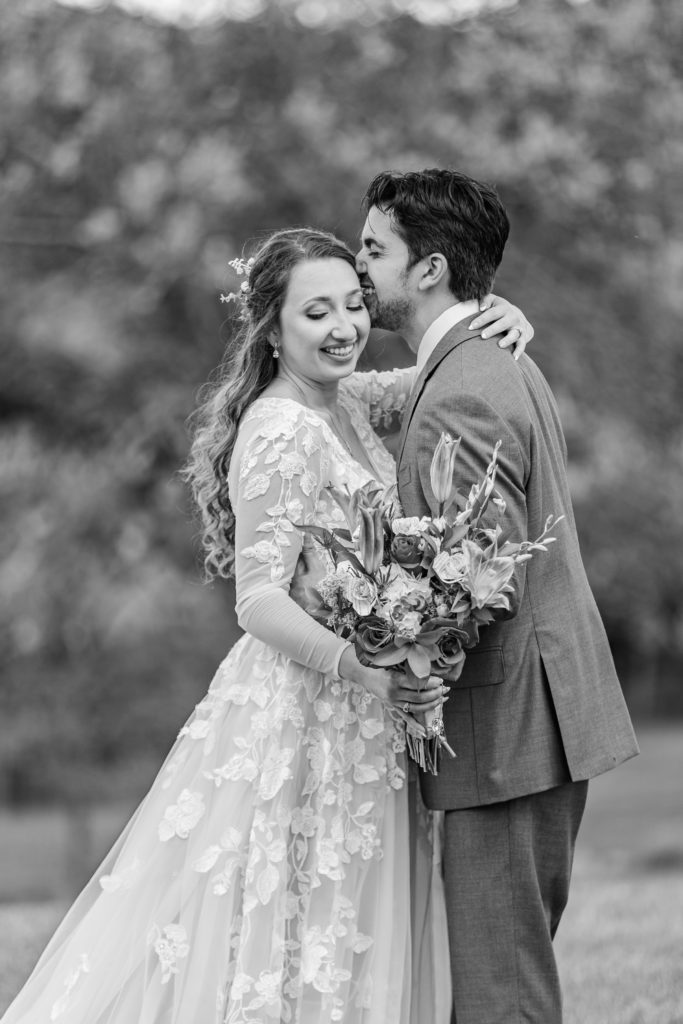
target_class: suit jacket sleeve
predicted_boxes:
[413,382,530,620]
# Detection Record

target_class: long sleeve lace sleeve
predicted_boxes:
[342,367,417,433]
[229,402,350,677]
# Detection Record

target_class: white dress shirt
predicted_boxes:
[415,300,480,376]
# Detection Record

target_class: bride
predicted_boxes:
[2,228,530,1024]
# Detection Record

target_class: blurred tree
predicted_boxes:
[1,0,682,803]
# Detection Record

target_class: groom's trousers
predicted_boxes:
[444,780,588,1024]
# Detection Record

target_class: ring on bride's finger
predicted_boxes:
[402,702,411,713]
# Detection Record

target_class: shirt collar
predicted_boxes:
[415,300,480,376]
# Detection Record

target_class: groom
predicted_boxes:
[356,168,639,1024]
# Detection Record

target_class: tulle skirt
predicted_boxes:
[2,635,450,1023]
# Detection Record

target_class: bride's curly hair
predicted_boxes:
[184,227,358,579]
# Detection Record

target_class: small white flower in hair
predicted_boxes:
[221,256,255,313]
[228,256,255,278]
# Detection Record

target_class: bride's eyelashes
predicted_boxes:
[306,305,366,321]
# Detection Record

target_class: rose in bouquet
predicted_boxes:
[295,434,562,773]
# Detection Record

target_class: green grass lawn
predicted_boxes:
[0,724,681,1021]
[555,724,683,1024]
[558,870,683,1024]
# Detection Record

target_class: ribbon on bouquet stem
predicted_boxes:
[402,667,457,775]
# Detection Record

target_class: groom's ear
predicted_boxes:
[416,253,449,293]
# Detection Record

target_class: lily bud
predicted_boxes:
[430,432,461,514]
[358,505,384,574]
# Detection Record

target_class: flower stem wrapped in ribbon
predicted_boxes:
[294,435,563,774]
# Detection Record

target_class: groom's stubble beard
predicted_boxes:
[366,270,416,334]
[369,295,415,334]
[361,262,416,334]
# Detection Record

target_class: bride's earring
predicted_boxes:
[269,333,280,360]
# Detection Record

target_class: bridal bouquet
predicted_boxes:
[296,435,562,773]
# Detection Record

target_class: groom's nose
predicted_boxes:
[355,249,366,273]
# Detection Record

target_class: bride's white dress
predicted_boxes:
[2,370,451,1024]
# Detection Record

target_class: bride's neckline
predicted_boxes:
[251,394,382,481]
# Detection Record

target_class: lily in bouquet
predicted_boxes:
[296,434,562,773]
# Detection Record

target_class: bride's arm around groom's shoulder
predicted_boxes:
[343,292,534,434]
[342,365,417,433]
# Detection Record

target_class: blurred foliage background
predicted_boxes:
[1,0,682,808]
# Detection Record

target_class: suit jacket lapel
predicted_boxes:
[396,317,481,469]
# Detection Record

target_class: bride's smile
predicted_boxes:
[320,340,356,360]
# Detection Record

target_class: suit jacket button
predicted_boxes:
[488,769,503,784]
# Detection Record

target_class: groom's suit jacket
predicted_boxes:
[396,318,639,810]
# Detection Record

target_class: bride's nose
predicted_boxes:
[330,315,357,342]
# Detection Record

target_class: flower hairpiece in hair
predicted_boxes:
[220,256,255,308]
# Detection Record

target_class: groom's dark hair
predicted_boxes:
[363,168,509,301]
